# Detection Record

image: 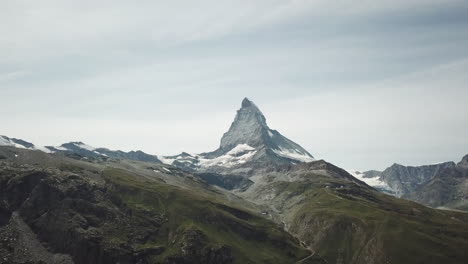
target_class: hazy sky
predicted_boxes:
[1,0,468,170]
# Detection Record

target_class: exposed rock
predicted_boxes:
[458,154,468,168]
[377,156,468,210]
[381,162,456,197]
[0,212,74,264]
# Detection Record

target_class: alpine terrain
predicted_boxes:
[1,98,468,264]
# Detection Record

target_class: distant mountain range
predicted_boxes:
[349,156,468,211]
[0,135,161,163]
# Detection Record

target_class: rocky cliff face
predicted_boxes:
[403,165,468,210]
[378,156,468,210]
[381,162,457,197]
[458,154,468,168]
[218,98,269,151]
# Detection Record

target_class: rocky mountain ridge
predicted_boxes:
[352,157,468,210]
[0,136,161,164]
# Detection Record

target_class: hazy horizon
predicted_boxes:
[1,0,468,171]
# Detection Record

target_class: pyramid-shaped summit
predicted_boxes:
[217,97,314,161]
[219,98,269,150]
[161,98,314,175]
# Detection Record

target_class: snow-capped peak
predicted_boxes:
[218,98,314,161]
[0,135,55,153]
[0,135,34,149]
[0,136,26,148]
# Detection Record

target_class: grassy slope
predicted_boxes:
[247,174,468,264]
[102,168,314,263]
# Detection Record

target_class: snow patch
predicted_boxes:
[158,156,176,165]
[0,136,26,149]
[74,142,95,151]
[0,136,40,150]
[35,146,52,153]
[272,147,314,163]
[159,152,200,165]
[347,170,393,191]
[0,136,12,146]
[198,144,257,168]
[55,146,68,151]
[226,144,255,155]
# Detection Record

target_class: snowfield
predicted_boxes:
[199,144,257,168]
[347,170,393,192]
[0,136,26,149]
[272,146,315,163]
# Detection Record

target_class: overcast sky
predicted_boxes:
[1,0,468,170]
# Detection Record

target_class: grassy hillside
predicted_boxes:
[242,165,468,264]
[102,168,315,263]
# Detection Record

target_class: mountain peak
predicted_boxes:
[458,154,468,168]
[220,98,268,150]
[240,97,263,115]
[217,98,314,163]
[241,97,254,108]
